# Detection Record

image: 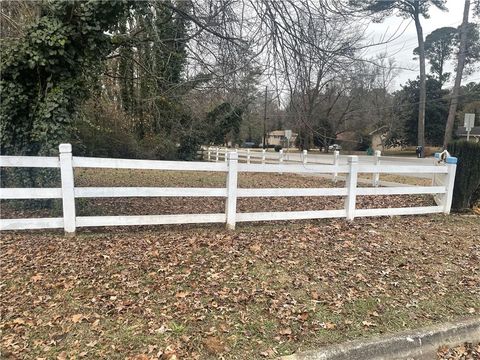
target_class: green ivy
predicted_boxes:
[0,0,133,156]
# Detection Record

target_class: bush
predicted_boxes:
[138,134,178,160]
[274,145,282,152]
[447,141,480,211]
[73,100,139,159]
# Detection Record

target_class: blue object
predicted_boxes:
[434,152,441,159]
[446,157,457,164]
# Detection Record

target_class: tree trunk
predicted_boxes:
[414,14,426,155]
[443,0,470,148]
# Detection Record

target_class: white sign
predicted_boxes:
[464,113,475,130]
[284,129,292,140]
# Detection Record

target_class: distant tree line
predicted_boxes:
[1,0,479,168]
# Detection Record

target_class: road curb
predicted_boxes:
[280,317,480,360]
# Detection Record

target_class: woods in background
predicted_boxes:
[1,0,479,162]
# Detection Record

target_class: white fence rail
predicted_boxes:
[0,144,457,233]
[203,147,384,186]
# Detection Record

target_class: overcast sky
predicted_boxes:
[364,0,480,90]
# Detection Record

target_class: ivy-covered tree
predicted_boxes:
[0,0,134,156]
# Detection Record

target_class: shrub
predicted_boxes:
[447,141,480,211]
[274,145,282,152]
[73,100,139,159]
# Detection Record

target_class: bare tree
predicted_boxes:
[347,0,447,156]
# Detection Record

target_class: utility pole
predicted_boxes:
[263,86,267,149]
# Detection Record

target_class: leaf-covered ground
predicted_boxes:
[1,170,479,359]
[437,342,480,359]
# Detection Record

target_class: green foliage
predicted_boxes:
[447,141,480,210]
[393,77,449,146]
[206,103,243,145]
[414,24,480,84]
[73,100,139,159]
[462,23,480,75]
[414,27,456,85]
[351,0,447,21]
[0,0,133,157]
[177,130,204,161]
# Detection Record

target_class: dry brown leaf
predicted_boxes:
[260,348,275,357]
[203,336,226,354]
[279,327,292,335]
[71,314,84,323]
[175,291,189,298]
[324,322,336,330]
[159,346,177,360]
[13,318,25,325]
[31,274,43,282]
[250,244,261,252]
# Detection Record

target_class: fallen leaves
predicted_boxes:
[203,336,226,354]
[1,170,479,359]
[437,342,480,359]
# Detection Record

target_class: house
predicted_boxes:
[456,126,480,143]
[265,130,298,147]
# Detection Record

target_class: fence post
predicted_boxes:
[215,147,219,162]
[333,150,339,183]
[262,149,266,164]
[443,157,457,214]
[59,144,76,235]
[373,150,381,187]
[224,148,228,162]
[225,152,238,230]
[207,147,211,161]
[247,149,251,164]
[345,155,358,221]
[279,149,284,164]
[303,150,308,164]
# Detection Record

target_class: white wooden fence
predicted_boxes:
[205,147,382,186]
[0,144,457,233]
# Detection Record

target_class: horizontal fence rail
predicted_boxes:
[74,187,227,198]
[0,156,60,168]
[0,144,457,233]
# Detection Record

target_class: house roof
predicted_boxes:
[456,126,480,136]
[268,130,298,136]
[368,125,389,136]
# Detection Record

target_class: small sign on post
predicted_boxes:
[464,113,475,141]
